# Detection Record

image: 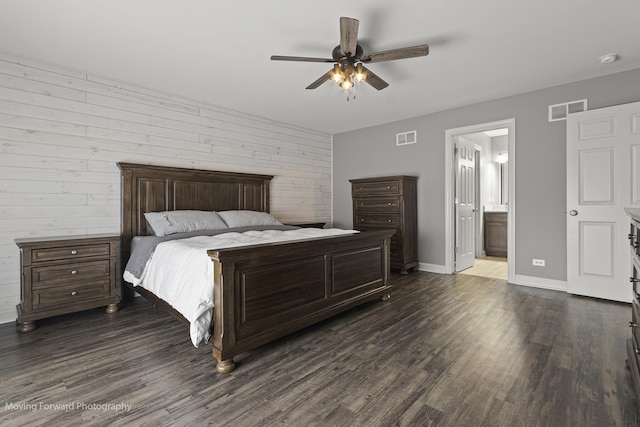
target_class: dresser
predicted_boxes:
[627,210,640,404]
[15,234,120,332]
[350,175,418,274]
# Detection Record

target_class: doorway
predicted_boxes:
[444,119,515,284]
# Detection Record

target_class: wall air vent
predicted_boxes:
[396,130,417,146]
[548,99,587,122]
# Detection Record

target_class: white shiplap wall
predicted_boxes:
[0,52,332,324]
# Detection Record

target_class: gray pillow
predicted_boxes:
[144,210,228,236]
[218,210,282,228]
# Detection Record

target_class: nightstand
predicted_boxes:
[15,234,120,332]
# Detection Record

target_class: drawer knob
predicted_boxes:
[388,219,392,223]
[71,270,78,275]
[630,233,635,240]
[71,250,78,255]
[388,202,392,206]
[636,348,640,355]
[387,186,391,189]
[630,322,639,328]
[631,277,639,283]
[71,291,78,296]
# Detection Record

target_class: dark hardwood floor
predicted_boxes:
[1,272,637,426]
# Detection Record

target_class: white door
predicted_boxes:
[455,136,476,271]
[567,101,640,302]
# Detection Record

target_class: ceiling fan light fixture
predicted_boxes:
[330,64,344,83]
[340,78,354,90]
[353,63,366,83]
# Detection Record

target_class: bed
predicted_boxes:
[118,162,393,373]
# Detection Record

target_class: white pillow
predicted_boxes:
[144,210,228,236]
[218,210,282,228]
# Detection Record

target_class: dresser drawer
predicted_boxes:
[627,337,640,400]
[354,197,400,212]
[31,260,111,289]
[632,299,640,344]
[352,180,400,196]
[632,257,640,298]
[355,214,402,227]
[31,243,112,263]
[32,280,111,310]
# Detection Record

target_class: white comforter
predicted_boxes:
[128,228,358,346]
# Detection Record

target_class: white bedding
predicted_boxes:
[126,228,359,346]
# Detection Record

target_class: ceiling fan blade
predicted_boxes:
[361,44,429,63]
[361,66,389,90]
[339,17,359,57]
[271,55,335,63]
[306,71,332,89]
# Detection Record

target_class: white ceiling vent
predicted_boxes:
[548,99,587,122]
[396,130,417,146]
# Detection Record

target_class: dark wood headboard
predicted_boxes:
[118,162,273,260]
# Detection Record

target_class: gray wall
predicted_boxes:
[333,68,640,281]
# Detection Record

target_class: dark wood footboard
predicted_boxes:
[207,229,393,373]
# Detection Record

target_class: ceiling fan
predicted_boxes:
[270,17,429,95]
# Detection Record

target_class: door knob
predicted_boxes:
[569,210,578,216]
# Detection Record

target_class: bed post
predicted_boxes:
[210,253,237,373]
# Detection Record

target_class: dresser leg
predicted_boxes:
[105,303,119,314]
[17,320,37,333]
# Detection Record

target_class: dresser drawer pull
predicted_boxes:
[630,233,635,240]
[388,219,392,223]
[630,322,639,328]
[71,250,78,255]
[71,291,78,296]
[631,277,639,283]
[636,348,640,355]
[71,270,78,275]
[388,202,392,206]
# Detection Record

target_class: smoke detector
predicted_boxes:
[600,53,618,64]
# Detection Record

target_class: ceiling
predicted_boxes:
[1,1,639,134]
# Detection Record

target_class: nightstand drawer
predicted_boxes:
[31,243,112,263]
[31,260,111,289]
[352,180,400,196]
[354,197,400,212]
[32,281,111,309]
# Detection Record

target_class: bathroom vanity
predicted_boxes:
[484,211,507,257]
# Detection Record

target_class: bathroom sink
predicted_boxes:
[484,205,508,212]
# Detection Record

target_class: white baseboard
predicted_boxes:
[416,264,567,294]
[418,263,448,274]
[513,274,567,292]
